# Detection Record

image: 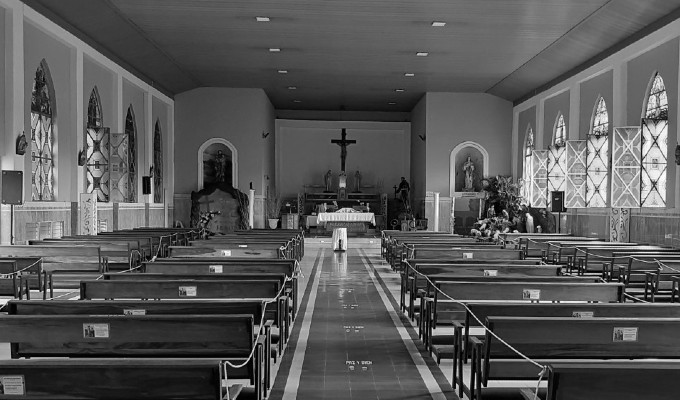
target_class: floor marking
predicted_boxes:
[281,248,325,400]
[359,249,448,400]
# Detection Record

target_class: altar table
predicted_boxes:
[316,212,375,233]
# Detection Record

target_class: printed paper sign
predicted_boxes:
[83,323,110,339]
[238,244,248,248]
[123,309,146,316]
[572,311,594,318]
[0,274,11,279]
[0,376,25,395]
[209,265,223,274]
[483,270,498,277]
[221,250,232,257]
[613,327,638,342]
[179,286,197,297]
[463,252,473,259]
[522,289,541,300]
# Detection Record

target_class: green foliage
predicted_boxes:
[266,193,282,219]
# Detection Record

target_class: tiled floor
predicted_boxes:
[270,240,456,400]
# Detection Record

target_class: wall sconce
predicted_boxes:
[418,134,426,142]
[77,149,86,166]
[149,165,155,178]
[675,144,680,165]
[262,131,270,139]
[15,132,27,155]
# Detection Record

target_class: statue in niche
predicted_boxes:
[324,170,333,192]
[354,170,361,193]
[463,156,475,191]
[215,150,228,183]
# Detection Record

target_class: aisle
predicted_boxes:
[270,242,454,399]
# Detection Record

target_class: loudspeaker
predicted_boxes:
[142,176,152,195]
[2,170,23,205]
[551,191,566,213]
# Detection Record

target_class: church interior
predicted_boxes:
[2,0,680,399]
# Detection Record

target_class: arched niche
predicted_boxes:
[198,138,238,190]
[449,141,489,197]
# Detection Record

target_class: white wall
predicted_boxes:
[276,119,411,199]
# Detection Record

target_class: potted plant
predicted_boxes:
[266,193,282,229]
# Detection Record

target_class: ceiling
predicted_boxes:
[22,0,680,112]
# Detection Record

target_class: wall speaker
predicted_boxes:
[142,176,152,195]
[2,170,23,205]
[551,191,566,213]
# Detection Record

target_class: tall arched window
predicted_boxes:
[641,72,668,207]
[31,61,56,201]
[547,113,567,206]
[153,120,163,203]
[586,96,609,207]
[125,107,137,202]
[85,87,109,202]
[523,126,534,201]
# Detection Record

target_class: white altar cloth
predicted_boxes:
[317,212,375,225]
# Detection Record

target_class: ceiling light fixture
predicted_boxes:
[256,17,270,22]
[269,48,281,52]
[288,86,297,90]
[404,73,415,77]
[277,70,288,74]
[416,52,429,57]
[431,21,446,27]
[293,100,302,103]
[388,102,397,105]
[395,89,405,92]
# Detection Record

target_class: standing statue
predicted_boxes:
[214,150,228,183]
[324,170,333,192]
[395,177,411,212]
[354,170,361,192]
[463,156,475,191]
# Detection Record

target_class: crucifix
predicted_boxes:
[331,128,356,171]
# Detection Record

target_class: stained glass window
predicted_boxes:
[31,62,55,201]
[523,126,534,201]
[85,88,109,202]
[641,73,668,208]
[153,120,163,203]
[586,96,609,207]
[126,107,137,202]
[547,114,567,206]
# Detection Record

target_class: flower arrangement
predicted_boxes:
[471,176,527,239]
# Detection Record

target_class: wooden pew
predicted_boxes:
[394,241,501,271]
[169,244,285,259]
[523,361,680,400]
[575,245,679,275]
[0,260,19,298]
[463,317,680,400]
[0,359,239,400]
[0,245,103,273]
[144,258,300,319]
[544,240,639,265]
[6,298,281,389]
[80,279,282,300]
[0,314,265,399]
[518,236,599,258]
[30,239,138,270]
[449,302,680,382]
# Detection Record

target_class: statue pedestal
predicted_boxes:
[452,191,486,235]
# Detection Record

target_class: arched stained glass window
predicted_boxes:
[85,87,109,202]
[547,114,567,206]
[523,126,534,201]
[109,106,137,203]
[31,61,56,201]
[641,73,668,207]
[586,96,609,207]
[153,120,163,203]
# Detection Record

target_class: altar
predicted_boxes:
[316,212,375,233]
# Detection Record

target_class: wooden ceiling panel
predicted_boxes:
[21,0,680,111]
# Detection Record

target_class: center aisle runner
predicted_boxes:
[271,245,454,400]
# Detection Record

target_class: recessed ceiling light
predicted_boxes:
[288,86,297,90]
[431,21,446,27]
[256,17,270,22]
[293,100,302,103]
[269,48,281,52]
[416,52,429,57]
[404,73,415,77]
[277,70,288,74]
[388,102,397,105]
[395,89,405,92]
